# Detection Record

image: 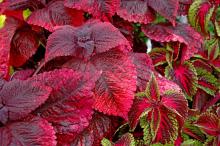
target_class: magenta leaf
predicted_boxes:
[46,20,130,62]
[0,16,23,78]
[165,62,198,98]
[147,0,179,26]
[30,69,99,139]
[0,116,56,146]
[195,112,220,136]
[68,113,116,146]
[128,74,188,144]
[9,27,39,67]
[27,0,84,32]
[117,0,155,24]
[142,23,203,61]
[64,0,120,21]
[0,79,51,124]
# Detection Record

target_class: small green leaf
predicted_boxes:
[101,138,113,146]
[181,139,203,146]
[23,9,32,20]
[0,15,6,29]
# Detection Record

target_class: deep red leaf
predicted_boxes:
[27,0,84,32]
[147,0,179,26]
[68,113,115,146]
[0,116,56,146]
[142,23,203,61]
[30,69,99,139]
[117,0,155,24]
[64,0,120,21]
[0,79,51,124]
[0,17,23,78]
[11,69,34,80]
[9,27,39,67]
[195,112,220,136]
[46,20,130,62]
[165,62,198,98]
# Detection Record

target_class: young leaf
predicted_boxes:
[46,20,129,62]
[27,0,84,32]
[0,79,51,124]
[0,116,56,146]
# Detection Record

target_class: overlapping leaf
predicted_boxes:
[165,62,198,98]
[27,0,84,32]
[142,23,203,61]
[0,79,51,124]
[128,75,188,144]
[102,133,135,146]
[30,69,99,140]
[0,116,56,146]
[64,0,120,20]
[63,49,136,119]
[46,20,130,62]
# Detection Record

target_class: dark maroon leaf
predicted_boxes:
[0,17,23,78]
[27,0,84,32]
[68,113,115,146]
[142,23,203,61]
[30,69,100,139]
[117,0,155,24]
[46,20,130,62]
[64,0,120,21]
[10,27,39,67]
[0,116,56,146]
[147,0,179,26]
[0,79,51,124]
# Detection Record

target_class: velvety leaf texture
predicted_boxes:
[27,0,84,32]
[0,16,23,77]
[30,69,99,139]
[0,79,51,124]
[0,116,56,146]
[142,23,203,61]
[46,20,129,62]
[165,62,198,98]
[64,0,120,20]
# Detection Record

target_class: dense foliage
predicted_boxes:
[0,0,219,145]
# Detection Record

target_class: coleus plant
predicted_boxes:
[0,0,219,146]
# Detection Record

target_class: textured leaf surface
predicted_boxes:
[195,112,220,136]
[102,133,135,146]
[69,113,115,146]
[27,0,84,32]
[147,0,179,26]
[0,17,23,77]
[0,79,51,124]
[117,0,155,24]
[64,0,120,20]
[165,62,198,98]
[0,116,56,146]
[31,69,99,139]
[142,23,203,61]
[9,27,39,67]
[46,21,129,62]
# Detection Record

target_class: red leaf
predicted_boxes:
[0,116,56,146]
[145,74,160,101]
[68,113,115,146]
[10,27,39,67]
[165,62,198,98]
[142,23,203,61]
[30,69,99,139]
[147,0,179,26]
[0,17,23,78]
[0,79,51,124]
[46,20,130,62]
[117,0,155,24]
[11,69,34,80]
[63,49,136,119]
[64,0,120,21]
[27,0,84,32]
[195,112,220,136]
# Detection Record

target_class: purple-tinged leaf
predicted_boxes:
[0,79,51,124]
[0,116,56,146]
